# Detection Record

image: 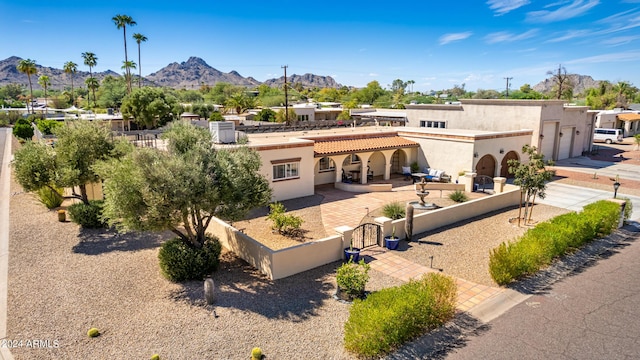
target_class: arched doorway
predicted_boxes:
[475,154,496,178]
[500,151,519,178]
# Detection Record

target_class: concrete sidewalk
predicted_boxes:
[0,129,13,360]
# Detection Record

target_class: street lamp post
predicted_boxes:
[613,181,620,199]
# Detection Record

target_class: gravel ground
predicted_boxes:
[8,136,626,359]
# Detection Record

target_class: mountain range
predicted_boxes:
[0,55,604,95]
[0,56,342,90]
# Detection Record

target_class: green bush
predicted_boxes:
[382,201,405,220]
[36,119,62,135]
[336,259,370,300]
[266,202,303,235]
[158,236,222,282]
[36,186,64,209]
[448,190,469,203]
[344,273,457,357]
[622,197,633,222]
[67,200,107,228]
[13,122,34,141]
[489,200,620,285]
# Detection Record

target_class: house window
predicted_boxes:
[420,120,446,128]
[271,157,301,181]
[350,154,360,163]
[297,114,309,121]
[319,157,335,172]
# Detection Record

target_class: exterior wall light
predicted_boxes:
[499,148,504,154]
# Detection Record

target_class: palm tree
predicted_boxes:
[81,52,98,107]
[132,33,147,88]
[17,59,37,114]
[112,14,137,94]
[63,61,78,107]
[85,77,99,108]
[121,61,137,92]
[38,75,51,116]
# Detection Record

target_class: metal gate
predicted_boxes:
[351,223,382,249]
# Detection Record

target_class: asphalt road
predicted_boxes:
[442,224,640,360]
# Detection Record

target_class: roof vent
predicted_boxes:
[209,121,235,144]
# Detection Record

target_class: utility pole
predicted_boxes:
[504,77,513,99]
[282,65,288,124]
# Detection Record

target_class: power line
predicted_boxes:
[504,77,513,99]
[282,65,288,123]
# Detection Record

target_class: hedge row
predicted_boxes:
[344,273,457,358]
[489,200,621,285]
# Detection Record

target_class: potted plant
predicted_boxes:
[385,226,400,250]
[344,238,361,262]
[336,259,370,301]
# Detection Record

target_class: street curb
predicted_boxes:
[468,289,532,324]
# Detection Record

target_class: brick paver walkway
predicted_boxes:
[361,247,505,312]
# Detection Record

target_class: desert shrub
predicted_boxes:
[336,259,370,300]
[67,200,107,228]
[622,197,633,222]
[410,161,419,173]
[36,119,62,135]
[489,200,620,285]
[12,122,34,141]
[382,201,405,220]
[36,186,64,209]
[267,202,303,235]
[150,354,160,360]
[158,235,222,282]
[344,273,457,357]
[448,190,468,203]
[208,111,224,121]
[87,328,100,337]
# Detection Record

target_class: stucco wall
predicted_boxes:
[254,140,316,201]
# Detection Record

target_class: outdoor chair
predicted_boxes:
[342,169,353,183]
[402,166,412,180]
[367,166,374,181]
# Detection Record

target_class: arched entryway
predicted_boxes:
[500,151,519,178]
[475,154,496,178]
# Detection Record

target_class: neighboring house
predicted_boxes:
[594,108,640,135]
[354,99,596,162]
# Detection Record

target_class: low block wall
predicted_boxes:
[335,182,393,192]
[390,185,521,239]
[207,217,344,280]
[208,184,521,280]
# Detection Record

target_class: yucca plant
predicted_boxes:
[37,186,64,209]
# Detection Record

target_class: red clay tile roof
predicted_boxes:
[314,136,419,156]
[617,113,640,121]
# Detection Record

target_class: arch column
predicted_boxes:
[332,154,350,183]
[357,152,373,184]
[380,149,397,180]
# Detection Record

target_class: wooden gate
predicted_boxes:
[351,223,382,249]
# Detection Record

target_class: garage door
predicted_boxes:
[540,122,556,161]
[557,127,573,160]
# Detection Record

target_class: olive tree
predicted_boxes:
[12,120,120,204]
[120,87,178,129]
[94,122,272,248]
[508,144,554,225]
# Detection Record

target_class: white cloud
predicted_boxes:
[565,50,640,65]
[487,0,531,15]
[485,29,538,43]
[596,9,640,34]
[526,0,599,23]
[546,29,591,42]
[368,73,378,77]
[439,32,473,45]
[601,35,640,46]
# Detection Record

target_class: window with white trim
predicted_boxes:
[272,158,301,180]
[318,157,335,172]
[297,114,309,121]
[350,154,360,163]
[420,120,446,128]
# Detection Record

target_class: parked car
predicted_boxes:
[593,128,623,144]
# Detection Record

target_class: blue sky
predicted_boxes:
[2,0,639,93]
